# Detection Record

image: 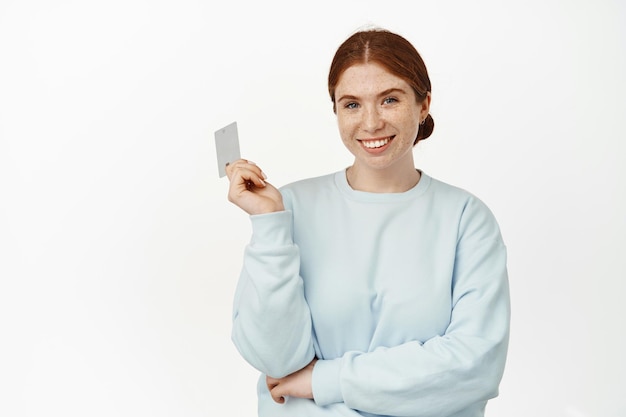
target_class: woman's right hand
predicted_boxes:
[225,159,284,215]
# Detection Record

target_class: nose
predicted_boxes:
[362,105,384,132]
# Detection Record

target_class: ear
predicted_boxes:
[420,92,431,120]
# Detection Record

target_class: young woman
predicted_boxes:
[225,28,510,417]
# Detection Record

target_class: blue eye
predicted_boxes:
[383,97,398,105]
[345,102,359,109]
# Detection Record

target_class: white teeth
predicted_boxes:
[362,138,390,148]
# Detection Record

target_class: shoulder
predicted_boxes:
[279,171,337,194]
[278,171,340,207]
[427,175,492,213]
[423,176,486,220]
[426,174,503,242]
[427,175,476,203]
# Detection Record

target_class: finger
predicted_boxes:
[227,160,267,182]
[224,159,247,179]
[228,165,267,190]
[266,376,286,404]
[266,376,279,392]
[239,172,267,191]
[270,386,286,404]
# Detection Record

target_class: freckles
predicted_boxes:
[337,118,357,137]
[337,126,351,143]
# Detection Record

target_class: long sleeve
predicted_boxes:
[311,196,510,417]
[235,171,510,417]
[231,210,316,378]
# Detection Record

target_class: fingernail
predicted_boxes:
[247,160,256,165]
[261,171,268,179]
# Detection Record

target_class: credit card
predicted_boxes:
[214,121,241,177]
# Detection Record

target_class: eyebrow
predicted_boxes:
[336,87,408,103]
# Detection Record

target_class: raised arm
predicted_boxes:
[227,159,316,377]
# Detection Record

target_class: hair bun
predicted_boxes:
[415,114,434,144]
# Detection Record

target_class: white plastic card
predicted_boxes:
[214,121,240,177]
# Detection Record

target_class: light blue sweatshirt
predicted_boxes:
[231,170,510,417]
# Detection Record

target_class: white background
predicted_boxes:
[1,0,625,416]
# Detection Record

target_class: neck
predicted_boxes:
[346,164,421,193]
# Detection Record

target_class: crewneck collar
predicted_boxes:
[334,168,431,203]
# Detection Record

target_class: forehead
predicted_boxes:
[336,62,411,97]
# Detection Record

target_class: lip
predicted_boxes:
[358,135,394,154]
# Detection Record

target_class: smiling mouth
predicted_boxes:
[360,136,394,149]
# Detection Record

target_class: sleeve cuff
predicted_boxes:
[249,210,293,247]
[312,358,343,406]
